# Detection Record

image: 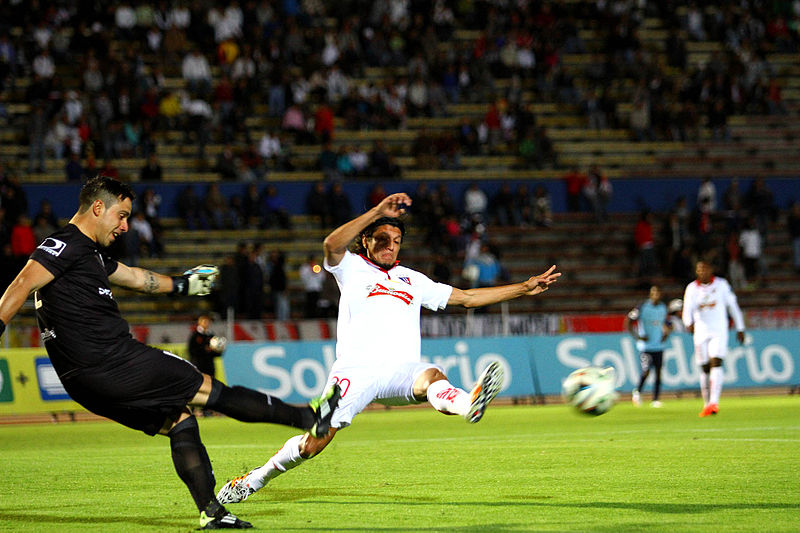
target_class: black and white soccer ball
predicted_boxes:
[561,366,618,416]
[209,335,227,353]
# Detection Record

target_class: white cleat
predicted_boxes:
[650,400,663,408]
[466,361,504,423]
[217,470,258,504]
[632,390,641,407]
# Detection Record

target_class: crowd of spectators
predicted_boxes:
[626,176,781,290]
[0,1,796,182]
[2,1,800,320]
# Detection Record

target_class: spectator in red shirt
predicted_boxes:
[314,101,335,143]
[10,213,36,272]
[562,166,588,212]
[634,210,656,279]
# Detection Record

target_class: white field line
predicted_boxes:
[206,425,800,449]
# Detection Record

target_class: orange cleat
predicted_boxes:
[698,403,719,417]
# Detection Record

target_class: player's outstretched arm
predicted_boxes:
[0,260,54,336]
[110,262,175,293]
[448,265,560,308]
[110,263,219,296]
[323,192,411,266]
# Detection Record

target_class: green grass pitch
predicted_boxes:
[0,395,798,532]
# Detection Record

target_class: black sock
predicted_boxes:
[637,370,650,392]
[205,380,314,429]
[168,416,216,512]
[653,367,663,400]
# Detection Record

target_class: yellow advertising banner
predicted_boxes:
[0,344,221,416]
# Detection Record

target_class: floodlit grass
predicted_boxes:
[1,395,799,532]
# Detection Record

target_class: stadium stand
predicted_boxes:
[2,1,800,328]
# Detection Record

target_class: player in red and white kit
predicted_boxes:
[682,259,746,417]
[217,192,561,504]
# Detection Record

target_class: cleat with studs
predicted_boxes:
[466,361,504,423]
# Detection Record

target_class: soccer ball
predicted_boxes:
[209,335,227,353]
[561,366,618,416]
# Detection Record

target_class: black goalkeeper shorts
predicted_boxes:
[60,346,204,436]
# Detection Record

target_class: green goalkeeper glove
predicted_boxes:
[172,265,219,296]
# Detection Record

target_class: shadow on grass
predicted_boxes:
[0,511,187,528]
[255,491,800,516]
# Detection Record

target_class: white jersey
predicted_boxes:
[325,250,453,366]
[682,276,745,341]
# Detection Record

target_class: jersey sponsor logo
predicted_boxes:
[37,237,67,257]
[398,276,411,285]
[366,282,413,305]
[698,301,717,310]
[40,328,57,342]
[98,287,114,299]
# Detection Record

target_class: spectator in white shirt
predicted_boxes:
[463,183,489,225]
[182,49,212,96]
[32,48,55,79]
[739,217,763,285]
[349,144,369,176]
[168,4,191,28]
[697,177,717,213]
[115,3,137,38]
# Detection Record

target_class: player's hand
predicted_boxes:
[522,265,561,295]
[737,331,746,344]
[376,192,412,218]
[173,265,219,296]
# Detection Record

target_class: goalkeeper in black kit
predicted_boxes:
[0,176,340,530]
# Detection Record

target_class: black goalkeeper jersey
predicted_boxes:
[30,224,142,376]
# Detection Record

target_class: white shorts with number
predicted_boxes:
[693,334,728,366]
[327,360,443,429]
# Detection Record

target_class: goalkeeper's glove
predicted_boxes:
[171,265,219,296]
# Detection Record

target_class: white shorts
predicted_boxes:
[693,334,728,366]
[326,360,443,429]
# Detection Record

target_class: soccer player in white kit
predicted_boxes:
[682,259,746,417]
[217,192,561,504]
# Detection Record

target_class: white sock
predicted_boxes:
[426,379,471,416]
[699,372,709,406]
[709,366,724,405]
[248,435,306,491]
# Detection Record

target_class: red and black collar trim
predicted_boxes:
[359,253,400,274]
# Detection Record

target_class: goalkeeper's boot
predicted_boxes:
[217,471,259,504]
[309,382,341,438]
[466,361,504,423]
[199,500,252,529]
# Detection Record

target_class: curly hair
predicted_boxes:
[353,217,406,254]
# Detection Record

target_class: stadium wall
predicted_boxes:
[20,177,800,221]
[221,330,799,403]
[1,331,795,415]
